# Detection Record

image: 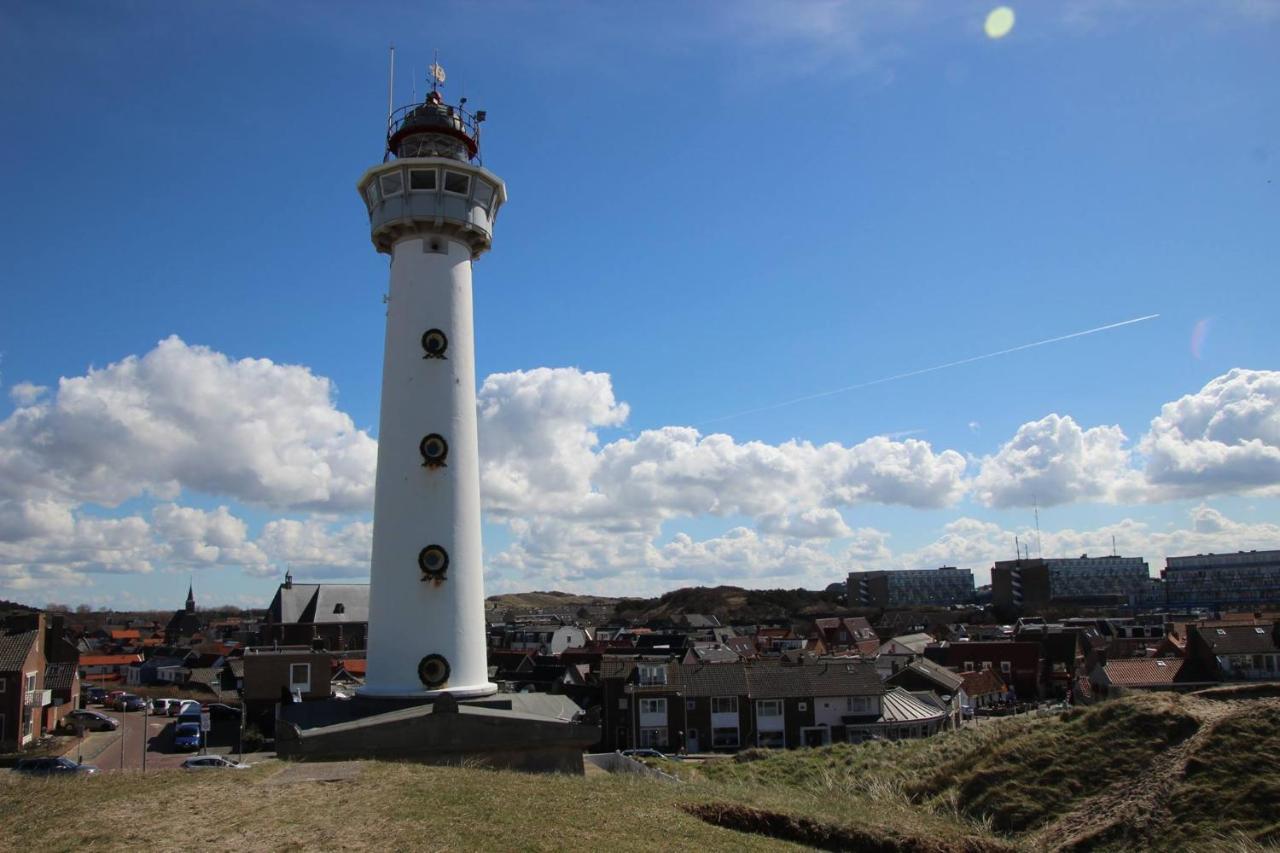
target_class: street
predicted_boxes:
[70,708,244,771]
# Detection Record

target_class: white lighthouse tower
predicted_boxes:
[356,63,504,699]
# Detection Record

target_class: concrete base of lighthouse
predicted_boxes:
[355,681,497,701]
[274,693,599,774]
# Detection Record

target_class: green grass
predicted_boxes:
[1170,704,1280,846]
[4,695,1277,852]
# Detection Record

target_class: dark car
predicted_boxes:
[84,687,107,705]
[64,710,120,732]
[205,703,240,720]
[120,695,147,712]
[173,722,202,752]
[12,757,100,776]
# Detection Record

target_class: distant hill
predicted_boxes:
[485,591,620,610]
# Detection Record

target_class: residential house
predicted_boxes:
[923,641,1043,699]
[241,647,333,735]
[0,619,49,750]
[811,617,881,656]
[884,658,966,728]
[1186,623,1280,681]
[958,669,1007,709]
[600,657,885,752]
[1089,658,1214,697]
[875,633,934,676]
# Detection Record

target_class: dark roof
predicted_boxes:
[43,662,77,693]
[269,583,370,624]
[1194,624,1278,655]
[0,628,38,672]
[606,657,885,699]
[885,658,965,693]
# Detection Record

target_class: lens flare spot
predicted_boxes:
[985,6,1016,39]
[1191,318,1211,359]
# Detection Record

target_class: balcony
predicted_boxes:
[24,689,52,707]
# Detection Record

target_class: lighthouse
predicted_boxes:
[355,63,504,699]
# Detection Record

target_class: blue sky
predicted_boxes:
[1,1,1278,610]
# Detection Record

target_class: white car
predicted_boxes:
[180,756,251,770]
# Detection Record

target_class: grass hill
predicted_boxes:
[3,691,1275,851]
[612,585,854,626]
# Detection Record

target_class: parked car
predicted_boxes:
[205,703,240,720]
[151,698,175,714]
[104,690,128,707]
[113,693,145,711]
[64,710,120,733]
[84,687,107,705]
[11,757,100,776]
[167,700,185,717]
[173,722,202,752]
[620,748,668,760]
[181,756,250,770]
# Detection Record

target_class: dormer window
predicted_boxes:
[333,603,345,615]
[637,664,666,686]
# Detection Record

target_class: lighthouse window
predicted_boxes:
[443,171,470,195]
[364,183,379,208]
[379,171,404,198]
[473,180,494,210]
[409,168,437,191]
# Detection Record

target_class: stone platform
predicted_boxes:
[274,692,599,774]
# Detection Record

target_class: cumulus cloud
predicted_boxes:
[1141,368,1280,498]
[0,336,377,512]
[255,518,372,580]
[974,414,1144,508]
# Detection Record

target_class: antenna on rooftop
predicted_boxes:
[1112,534,1117,557]
[1033,495,1043,558]
[1014,534,1021,561]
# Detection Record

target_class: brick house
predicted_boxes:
[0,610,79,750]
[241,647,333,735]
[810,617,881,656]
[924,641,1042,699]
[600,657,885,752]
[1186,623,1280,680]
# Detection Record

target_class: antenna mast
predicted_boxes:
[386,44,396,135]
[1033,495,1043,558]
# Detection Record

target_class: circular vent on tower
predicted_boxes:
[422,329,448,359]
[418,654,451,688]
[419,433,448,468]
[419,545,449,580]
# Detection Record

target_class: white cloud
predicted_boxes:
[255,518,372,580]
[1141,368,1280,498]
[8,381,47,406]
[0,336,377,512]
[974,414,1143,508]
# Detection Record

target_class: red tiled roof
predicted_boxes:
[110,629,141,640]
[342,659,366,675]
[1103,657,1184,687]
[80,654,143,667]
[83,673,123,683]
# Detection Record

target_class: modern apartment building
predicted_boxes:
[847,567,975,608]
[1163,550,1280,609]
[993,555,1157,610]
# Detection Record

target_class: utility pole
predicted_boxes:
[141,704,148,772]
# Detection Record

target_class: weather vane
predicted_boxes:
[428,49,445,93]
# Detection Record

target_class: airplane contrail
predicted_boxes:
[697,313,1161,427]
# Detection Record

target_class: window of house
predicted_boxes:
[1254,655,1265,669]
[686,699,696,711]
[797,701,808,711]
[409,168,437,191]
[23,711,33,737]
[443,171,470,195]
[711,696,738,715]
[757,699,783,717]
[289,663,310,690]
[637,665,666,686]
[25,673,36,693]
[333,603,345,615]
[757,730,784,748]
[712,727,739,748]
[379,171,404,198]
[1000,661,1012,674]
[618,698,628,710]
[982,661,993,671]
[639,698,667,716]
[0,678,6,692]
[964,662,975,672]
[639,727,668,748]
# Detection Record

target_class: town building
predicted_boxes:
[1,608,80,750]
[847,567,975,608]
[600,657,887,752]
[992,555,1158,610]
[1186,622,1280,681]
[1163,550,1280,610]
[259,574,369,651]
